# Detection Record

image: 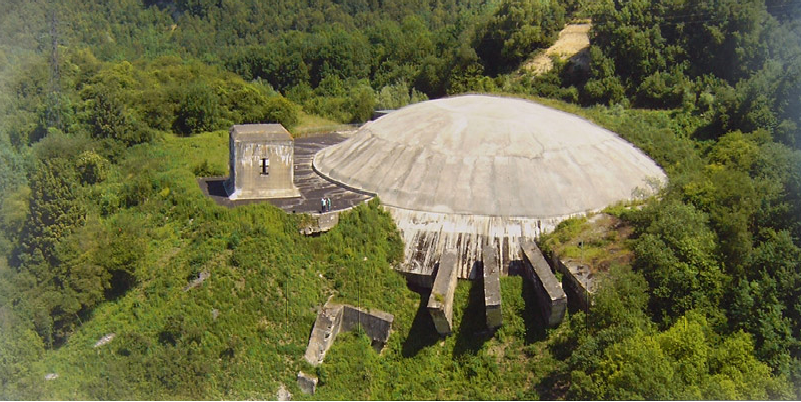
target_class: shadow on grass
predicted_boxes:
[401,288,440,358]
[453,267,494,357]
[536,369,572,400]
[521,274,548,344]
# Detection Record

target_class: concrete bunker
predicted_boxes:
[224,124,301,200]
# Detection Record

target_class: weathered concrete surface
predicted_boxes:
[552,256,596,311]
[483,245,503,330]
[297,371,317,395]
[315,95,666,219]
[276,383,292,401]
[304,302,393,366]
[521,241,567,328]
[314,95,665,280]
[303,304,344,366]
[427,252,459,335]
[341,305,394,350]
[198,135,372,213]
[225,124,301,199]
[389,207,552,280]
[298,210,340,235]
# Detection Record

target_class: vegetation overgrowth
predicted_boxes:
[1,0,800,399]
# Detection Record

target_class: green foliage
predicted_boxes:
[262,96,300,128]
[174,82,226,135]
[592,312,791,400]
[632,200,726,322]
[475,0,566,75]
[0,313,44,400]
[1,0,800,399]
[75,150,109,185]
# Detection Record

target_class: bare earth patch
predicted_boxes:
[522,22,591,75]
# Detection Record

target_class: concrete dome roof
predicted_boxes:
[314,95,666,219]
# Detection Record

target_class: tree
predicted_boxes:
[173,82,225,135]
[475,0,566,75]
[632,200,726,322]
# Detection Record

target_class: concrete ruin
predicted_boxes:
[313,95,666,279]
[304,302,393,366]
[482,245,503,330]
[298,210,340,235]
[224,124,301,200]
[296,371,317,395]
[427,252,459,335]
[521,241,567,327]
[551,256,596,311]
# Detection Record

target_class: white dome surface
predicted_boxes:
[315,95,666,219]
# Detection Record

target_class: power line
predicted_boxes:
[47,7,62,131]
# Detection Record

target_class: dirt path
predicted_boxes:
[521,22,591,75]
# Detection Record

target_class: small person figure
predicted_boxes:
[327,197,332,212]
[321,197,326,213]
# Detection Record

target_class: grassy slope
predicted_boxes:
[31,130,563,400]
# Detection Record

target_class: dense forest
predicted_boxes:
[1,0,800,399]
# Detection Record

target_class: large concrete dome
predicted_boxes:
[314,95,665,219]
[313,94,666,280]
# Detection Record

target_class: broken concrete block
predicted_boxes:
[183,271,210,291]
[521,241,567,328]
[427,251,458,335]
[483,245,503,330]
[303,304,344,366]
[93,333,116,348]
[276,383,291,401]
[297,371,317,395]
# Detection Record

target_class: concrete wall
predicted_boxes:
[427,252,459,335]
[341,305,394,348]
[225,134,300,199]
[303,302,393,366]
[482,245,503,329]
[521,241,566,328]
[550,255,594,312]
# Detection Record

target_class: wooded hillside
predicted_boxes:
[1,0,800,399]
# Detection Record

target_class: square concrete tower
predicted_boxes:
[224,124,301,200]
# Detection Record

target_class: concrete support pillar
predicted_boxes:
[482,245,503,330]
[427,251,458,335]
[521,241,567,328]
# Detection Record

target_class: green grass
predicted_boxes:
[292,111,354,136]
